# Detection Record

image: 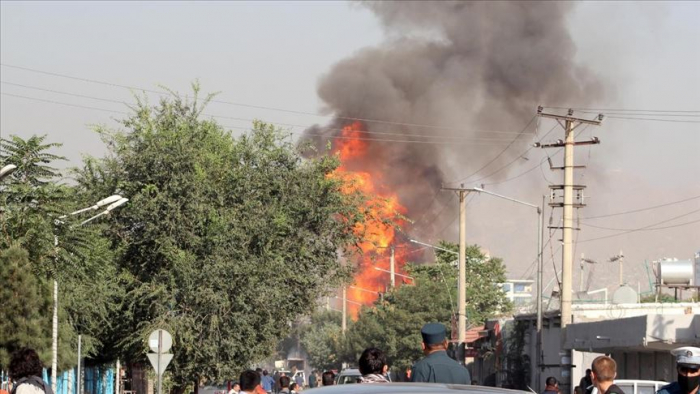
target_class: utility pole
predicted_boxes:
[619,251,624,286]
[536,107,602,392]
[441,184,478,364]
[341,286,347,333]
[390,246,396,288]
[536,195,545,393]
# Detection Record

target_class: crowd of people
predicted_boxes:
[540,347,700,394]
[3,326,699,394]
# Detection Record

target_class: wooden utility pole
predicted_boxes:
[390,246,396,288]
[536,107,602,391]
[441,184,479,364]
[341,286,347,333]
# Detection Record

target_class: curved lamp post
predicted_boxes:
[51,195,128,394]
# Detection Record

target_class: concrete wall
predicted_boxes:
[610,350,676,382]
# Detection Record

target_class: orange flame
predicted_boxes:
[332,121,409,317]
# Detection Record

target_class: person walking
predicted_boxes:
[9,348,54,394]
[658,347,700,394]
[410,323,471,384]
[591,356,625,394]
[358,348,390,384]
[542,377,560,394]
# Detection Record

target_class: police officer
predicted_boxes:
[410,322,471,384]
[657,347,700,394]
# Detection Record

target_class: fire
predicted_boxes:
[332,121,409,316]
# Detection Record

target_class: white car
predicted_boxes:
[590,380,668,394]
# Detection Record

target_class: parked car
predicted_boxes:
[335,368,361,384]
[590,380,668,394]
[307,382,530,393]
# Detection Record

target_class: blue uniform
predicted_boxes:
[261,375,275,392]
[410,350,471,384]
[657,382,682,394]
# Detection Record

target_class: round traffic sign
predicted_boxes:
[148,329,173,353]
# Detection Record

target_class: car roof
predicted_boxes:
[307,383,531,394]
[338,369,360,375]
[612,380,668,384]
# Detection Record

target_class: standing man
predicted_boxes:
[278,377,291,394]
[308,371,317,389]
[542,377,560,394]
[8,348,54,394]
[239,370,262,394]
[321,372,335,386]
[261,371,274,394]
[658,347,700,394]
[411,322,471,384]
[591,356,625,394]
[579,369,593,394]
[358,348,390,384]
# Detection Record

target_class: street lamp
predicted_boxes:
[51,195,128,394]
[470,186,545,391]
[0,164,17,180]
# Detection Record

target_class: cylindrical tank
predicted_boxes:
[659,259,693,285]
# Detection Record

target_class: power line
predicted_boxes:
[2,91,537,147]
[580,194,700,219]
[578,207,700,243]
[606,116,700,124]
[444,115,537,185]
[1,80,538,142]
[544,106,700,113]
[0,63,536,135]
[1,92,128,115]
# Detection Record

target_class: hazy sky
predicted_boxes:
[2,1,699,296]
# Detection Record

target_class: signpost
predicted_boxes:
[147,330,173,394]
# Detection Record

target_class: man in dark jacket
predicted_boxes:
[657,347,700,394]
[592,356,625,394]
[410,323,470,384]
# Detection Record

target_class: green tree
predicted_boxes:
[0,246,53,368]
[341,242,511,371]
[75,87,367,393]
[0,135,120,370]
[299,310,344,371]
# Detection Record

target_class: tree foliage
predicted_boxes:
[299,311,344,371]
[75,87,367,391]
[332,242,511,371]
[0,135,119,370]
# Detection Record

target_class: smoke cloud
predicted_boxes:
[304,1,605,243]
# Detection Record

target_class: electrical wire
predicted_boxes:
[2,81,542,144]
[0,63,536,135]
[2,92,537,147]
[580,194,700,220]
[606,116,700,124]
[444,115,537,185]
[578,207,700,243]
[543,106,700,113]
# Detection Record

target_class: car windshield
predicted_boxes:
[338,375,360,384]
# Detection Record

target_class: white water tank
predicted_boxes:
[658,258,694,285]
[612,285,638,304]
